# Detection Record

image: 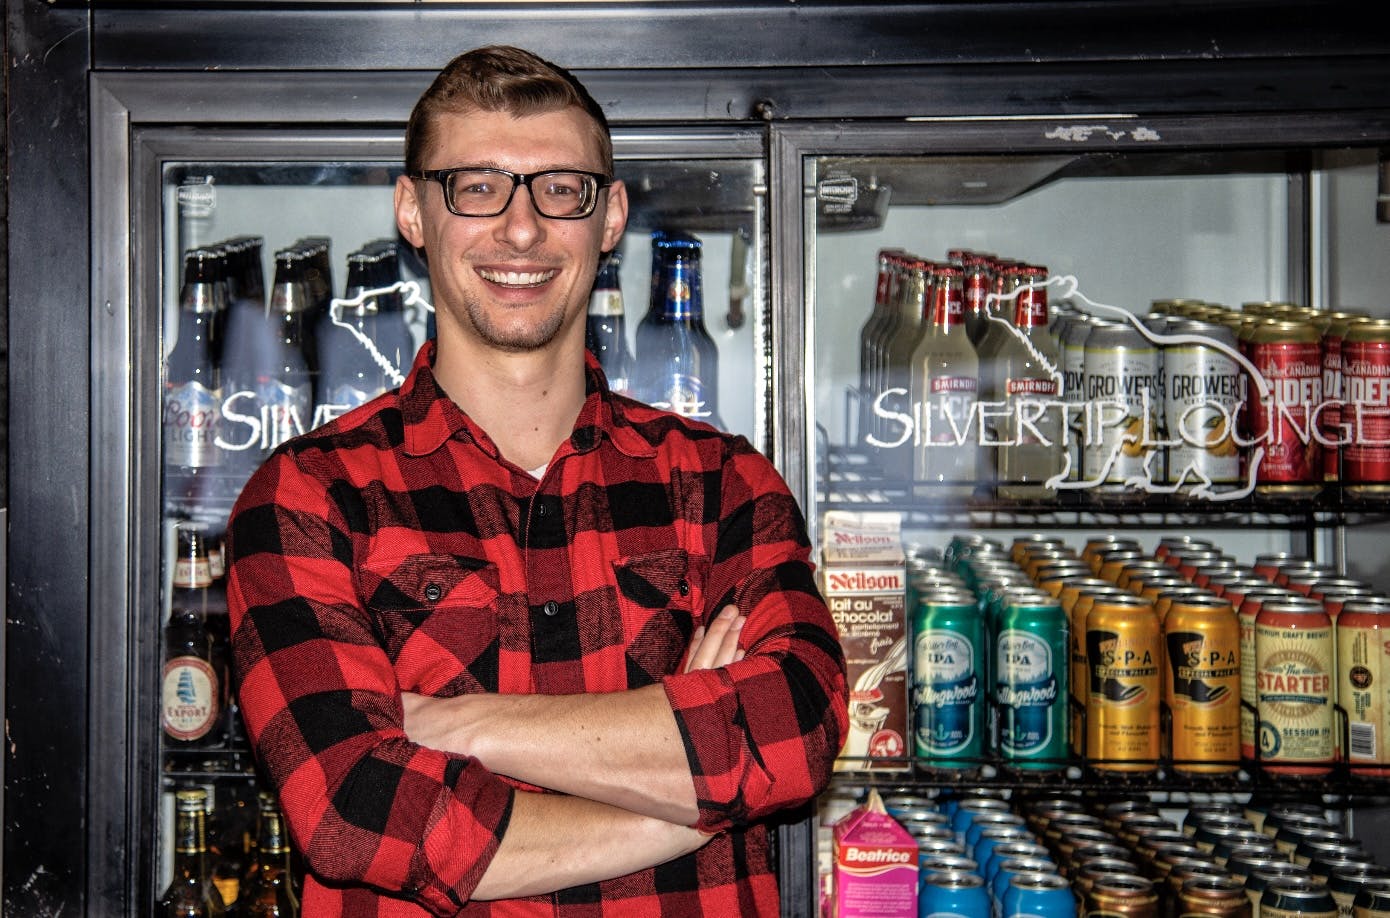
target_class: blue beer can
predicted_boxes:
[995,594,1069,770]
[920,869,991,918]
[913,589,987,767]
[991,858,1058,912]
[1000,871,1075,918]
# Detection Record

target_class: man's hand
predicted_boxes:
[683,604,746,673]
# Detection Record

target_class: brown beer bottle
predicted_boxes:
[162,525,223,749]
[156,788,226,917]
[239,793,300,917]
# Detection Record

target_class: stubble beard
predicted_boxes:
[463,293,570,353]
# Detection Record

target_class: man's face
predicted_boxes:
[395,107,627,354]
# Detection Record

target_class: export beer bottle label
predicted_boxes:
[1255,623,1334,764]
[162,656,219,741]
[913,628,979,755]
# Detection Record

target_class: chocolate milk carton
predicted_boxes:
[831,788,918,917]
[821,511,908,771]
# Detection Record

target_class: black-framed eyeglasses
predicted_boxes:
[410,167,613,219]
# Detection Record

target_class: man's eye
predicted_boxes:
[543,183,578,197]
[459,182,495,196]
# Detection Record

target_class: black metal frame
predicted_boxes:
[6,1,1390,915]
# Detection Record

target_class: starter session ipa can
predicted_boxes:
[1086,594,1161,772]
[1164,595,1242,774]
[1255,599,1335,776]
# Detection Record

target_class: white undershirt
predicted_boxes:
[528,463,548,480]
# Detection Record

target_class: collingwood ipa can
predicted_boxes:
[1164,595,1242,774]
[1255,598,1335,775]
[912,589,986,767]
[1086,594,1161,772]
[996,596,1069,770]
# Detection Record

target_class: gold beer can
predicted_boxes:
[1165,595,1242,773]
[1086,594,1162,772]
[1087,873,1160,918]
[1182,874,1255,918]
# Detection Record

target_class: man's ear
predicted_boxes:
[395,174,426,250]
[600,178,629,254]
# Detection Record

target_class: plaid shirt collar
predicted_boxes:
[397,340,657,463]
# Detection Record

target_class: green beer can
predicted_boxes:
[996,594,1070,770]
[912,588,986,767]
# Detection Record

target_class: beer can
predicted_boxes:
[1184,803,1251,833]
[1332,866,1390,918]
[1319,313,1371,480]
[1183,874,1256,918]
[1255,599,1336,775]
[996,596,1069,769]
[1100,549,1152,584]
[1212,835,1280,868]
[1165,595,1242,773]
[1023,796,1086,833]
[1078,858,1144,902]
[1086,536,1145,570]
[1306,854,1376,886]
[1086,594,1162,772]
[951,796,1015,840]
[1246,866,1315,918]
[1082,322,1163,502]
[1068,582,1130,754]
[1353,879,1390,918]
[1120,559,1182,592]
[974,825,1037,878]
[1261,877,1337,918]
[1164,318,1243,496]
[964,811,1027,852]
[1041,812,1105,852]
[993,858,1059,911]
[985,843,1054,888]
[1295,835,1365,870]
[1340,319,1390,495]
[1012,534,1073,566]
[1117,812,1177,848]
[1274,820,1338,858]
[921,869,991,918]
[1158,536,1216,561]
[1086,873,1160,918]
[912,590,986,766]
[1001,871,1075,918]
[1246,320,1323,497]
[1336,597,1390,775]
[1239,587,1296,758]
[1265,810,1332,846]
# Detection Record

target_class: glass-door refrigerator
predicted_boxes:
[770,114,1390,912]
[89,70,769,915]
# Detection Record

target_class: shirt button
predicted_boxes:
[536,502,549,518]
[571,428,596,450]
[678,579,690,597]
[543,600,560,617]
[424,584,442,602]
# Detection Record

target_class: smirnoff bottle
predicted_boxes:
[908,264,980,499]
[976,265,1063,500]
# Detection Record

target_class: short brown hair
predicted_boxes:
[404,45,613,176]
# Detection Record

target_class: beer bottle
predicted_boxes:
[291,237,331,374]
[634,234,723,427]
[585,250,633,396]
[976,265,1063,500]
[261,248,315,450]
[238,793,300,917]
[858,248,905,443]
[165,248,225,517]
[162,525,224,748]
[217,237,276,498]
[878,258,932,480]
[156,787,226,917]
[367,241,417,379]
[314,250,387,421]
[909,264,980,498]
[962,253,995,346]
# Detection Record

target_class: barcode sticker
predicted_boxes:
[1350,721,1376,759]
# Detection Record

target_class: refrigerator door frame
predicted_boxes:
[90,69,771,915]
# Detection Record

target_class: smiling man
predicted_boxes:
[226,45,847,917]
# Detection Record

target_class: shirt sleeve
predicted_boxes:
[226,448,515,916]
[660,438,849,834]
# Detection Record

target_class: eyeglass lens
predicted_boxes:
[446,170,599,218]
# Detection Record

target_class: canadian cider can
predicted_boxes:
[1340,319,1390,496]
[1086,594,1162,772]
[1246,320,1323,499]
[1255,599,1336,775]
[1164,595,1242,773]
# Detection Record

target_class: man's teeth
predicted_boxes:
[480,268,556,286]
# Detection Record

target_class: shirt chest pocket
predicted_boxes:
[362,553,500,694]
[612,548,706,684]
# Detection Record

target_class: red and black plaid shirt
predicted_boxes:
[227,342,848,916]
